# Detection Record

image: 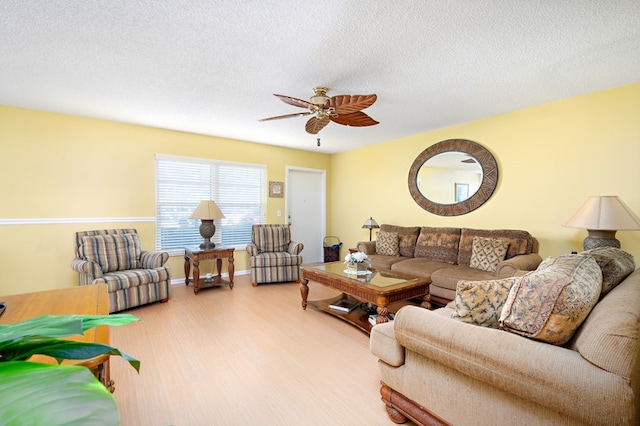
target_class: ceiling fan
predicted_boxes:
[259,87,379,134]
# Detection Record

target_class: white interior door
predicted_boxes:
[286,167,326,264]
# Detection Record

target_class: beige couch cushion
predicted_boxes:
[469,236,509,272]
[451,276,520,328]
[376,231,400,256]
[414,227,461,264]
[569,268,640,380]
[500,255,602,345]
[380,225,420,257]
[581,247,635,296]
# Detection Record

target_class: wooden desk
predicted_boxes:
[0,284,114,391]
[184,247,235,294]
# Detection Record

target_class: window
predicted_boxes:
[155,154,266,255]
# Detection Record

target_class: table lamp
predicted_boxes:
[362,217,380,241]
[564,195,640,250]
[191,200,225,249]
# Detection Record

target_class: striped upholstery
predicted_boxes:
[71,229,171,313]
[79,233,141,272]
[247,225,304,285]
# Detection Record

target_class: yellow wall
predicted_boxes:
[331,82,640,263]
[0,106,331,295]
[1,81,639,296]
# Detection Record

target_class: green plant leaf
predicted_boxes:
[0,314,139,343]
[0,314,140,370]
[1,339,140,372]
[0,361,120,426]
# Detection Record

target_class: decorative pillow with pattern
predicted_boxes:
[376,231,400,256]
[469,237,509,272]
[581,247,635,296]
[451,276,521,328]
[499,254,602,345]
[379,225,420,257]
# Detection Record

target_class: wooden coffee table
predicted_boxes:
[300,262,431,333]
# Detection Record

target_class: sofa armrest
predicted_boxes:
[391,305,627,423]
[356,241,376,255]
[495,253,542,277]
[370,322,405,367]
[71,258,103,279]
[246,243,259,256]
[140,250,169,268]
[288,241,304,255]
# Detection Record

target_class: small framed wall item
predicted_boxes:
[269,181,284,198]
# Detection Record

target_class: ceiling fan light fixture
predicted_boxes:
[309,86,329,106]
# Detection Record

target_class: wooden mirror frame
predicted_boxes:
[408,139,498,216]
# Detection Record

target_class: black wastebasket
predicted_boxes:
[323,236,342,262]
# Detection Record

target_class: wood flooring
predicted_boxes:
[110,274,407,425]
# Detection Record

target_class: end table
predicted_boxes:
[184,247,235,294]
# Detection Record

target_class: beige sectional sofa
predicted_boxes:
[357,225,542,307]
[370,249,639,425]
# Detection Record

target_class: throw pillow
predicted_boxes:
[469,237,509,272]
[80,233,141,273]
[379,225,421,257]
[376,232,400,256]
[580,247,635,297]
[499,254,602,345]
[451,276,520,328]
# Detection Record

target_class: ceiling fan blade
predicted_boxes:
[305,116,331,134]
[330,111,379,127]
[330,94,377,115]
[274,94,314,109]
[259,111,312,122]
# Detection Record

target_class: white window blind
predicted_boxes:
[155,154,266,254]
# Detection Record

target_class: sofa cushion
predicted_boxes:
[458,229,535,266]
[500,254,602,345]
[376,231,400,256]
[580,247,635,296]
[379,225,420,257]
[80,233,141,273]
[414,227,461,264]
[568,268,640,380]
[451,276,520,328]
[469,236,509,272]
[253,225,291,253]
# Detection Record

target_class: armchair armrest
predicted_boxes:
[71,257,103,279]
[246,243,259,256]
[357,241,376,255]
[496,253,542,277]
[140,250,169,268]
[288,241,304,255]
[390,306,622,423]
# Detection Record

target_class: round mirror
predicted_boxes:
[408,139,498,216]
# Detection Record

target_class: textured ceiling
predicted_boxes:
[1,1,639,153]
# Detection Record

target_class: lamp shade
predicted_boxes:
[564,196,640,231]
[190,200,225,220]
[361,217,380,229]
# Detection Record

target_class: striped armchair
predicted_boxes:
[71,229,170,313]
[246,224,304,286]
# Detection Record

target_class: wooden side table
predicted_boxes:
[0,284,114,392]
[184,247,235,294]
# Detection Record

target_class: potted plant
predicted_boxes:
[0,314,139,425]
